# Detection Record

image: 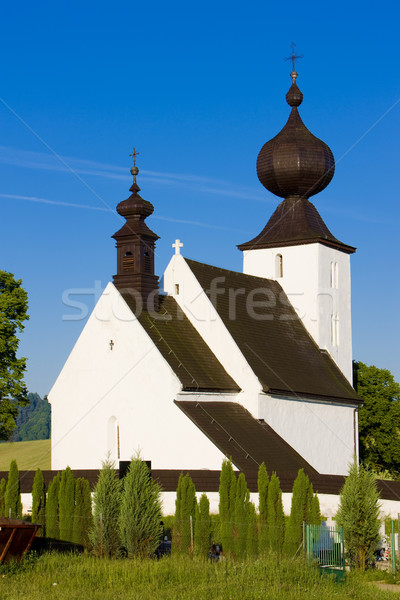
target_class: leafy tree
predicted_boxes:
[266,472,285,554]
[59,467,75,542]
[32,468,46,535]
[173,473,197,555]
[0,271,29,440]
[234,472,250,559]
[246,501,258,558]
[12,393,51,441]
[218,458,236,555]
[283,469,310,557]
[73,478,92,547]
[0,478,6,517]
[119,455,162,558]
[46,473,60,539]
[257,462,269,555]
[4,460,22,518]
[194,493,211,557]
[355,361,400,476]
[336,460,381,571]
[90,458,121,557]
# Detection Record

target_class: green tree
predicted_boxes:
[355,361,400,476]
[32,468,46,535]
[194,493,211,557]
[266,472,285,554]
[336,460,381,571]
[0,478,6,517]
[309,493,322,526]
[4,459,22,518]
[59,467,75,542]
[246,501,258,558]
[12,393,51,441]
[0,271,29,440]
[90,458,121,557]
[173,473,197,555]
[234,472,250,559]
[73,478,92,547]
[218,458,236,555]
[257,462,269,555]
[46,473,60,539]
[119,455,162,558]
[283,469,310,557]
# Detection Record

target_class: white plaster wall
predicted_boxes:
[49,283,227,472]
[259,393,357,476]
[163,254,262,415]
[242,243,353,382]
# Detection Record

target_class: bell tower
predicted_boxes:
[112,150,159,311]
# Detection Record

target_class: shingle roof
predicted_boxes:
[174,400,318,478]
[127,295,240,393]
[185,259,361,403]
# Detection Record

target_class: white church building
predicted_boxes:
[49,68,399,517]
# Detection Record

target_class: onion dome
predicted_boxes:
[256,71,335,200]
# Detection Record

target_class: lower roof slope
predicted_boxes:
[175,400,318,478]
[125,294,239,393]
[185,259,360,404]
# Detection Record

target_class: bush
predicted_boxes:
[4,460,22,518]
[32,468,46,535]
[90,458,121,557]
[59,467,75,542]
[46,473,60,539]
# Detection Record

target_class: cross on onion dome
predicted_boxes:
[284,42,303,81]
[172,239,183,255]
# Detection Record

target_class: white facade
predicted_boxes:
[242,243,353,382]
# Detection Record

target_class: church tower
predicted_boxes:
[112,153,159,311]
[238,66,355,383]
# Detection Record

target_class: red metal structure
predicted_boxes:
[0,518,40,563]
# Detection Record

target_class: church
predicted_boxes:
[49,66,368,515]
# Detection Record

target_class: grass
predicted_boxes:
[0,439,51,471]
[1,553,400,600]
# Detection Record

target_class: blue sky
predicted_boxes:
[1,1,399,396]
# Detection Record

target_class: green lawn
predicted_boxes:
[0,554,399,600]
[0,439,51,471]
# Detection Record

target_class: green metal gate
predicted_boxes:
[306,524,345,582]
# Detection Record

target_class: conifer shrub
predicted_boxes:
[59,467,75,542]
[246,501,258,558]
[283,468,311,557]
[90,458,121,557]
[309,492,322,526]
[257,462,269,555]
[119,455,162,558]
[266,472,285,554]
[73,478,92,547]
[4,460,22,518]
[194,493,211,557]
[0,478,6,517]
[234,472,250,559]
[46,473,60,539]
[218,458,236,555]
[32,468,46,535]
[173,473,197,555]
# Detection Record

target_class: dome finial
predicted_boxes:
[129,147,140,184]
[284,43,304,107]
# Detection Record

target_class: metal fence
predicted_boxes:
[305,524,345,581]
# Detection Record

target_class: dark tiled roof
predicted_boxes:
[185,259,361,403]
[132,295,240,393]
[174,400,318,479]
[238,198,356,253]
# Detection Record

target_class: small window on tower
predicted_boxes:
[122,251,134,270]
[143,250,152,273]
[175,284,180,295]
[275,254,283,278]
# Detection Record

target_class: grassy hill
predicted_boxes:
[0,439,51,471]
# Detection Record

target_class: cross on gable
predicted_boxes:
[172,239,183,255]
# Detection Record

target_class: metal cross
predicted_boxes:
[109,339,114,351]
[129,148,140,167]
[172,239,183,255]
[284,42,303,71]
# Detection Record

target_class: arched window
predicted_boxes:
[330,262,339,288]
[107,416,120,460]
[331,313,339,346]
[275,254,283,278]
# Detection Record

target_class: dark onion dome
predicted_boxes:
[256,72,335,200]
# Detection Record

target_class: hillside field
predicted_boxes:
[0,439,51,471]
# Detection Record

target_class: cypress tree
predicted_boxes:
[218,458,236,555]
[173,473,196,555]
[257,462,269,555]
[46,473,60,539]
[119,456,162,558]
[73,478,92,546]
[0,478,6,517]
[173,473,184,553]
[5,460,22,518]
[266,472,285,555]
[194,493,211,557]
[234,472,250,559]
[309,493,322,526]
[246,501,258,558]
[283,468,309,557]
[59,467,75,542]
[90,458,121,557]
[32,468,46,535]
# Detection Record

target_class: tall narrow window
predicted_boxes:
[331,313,339,346]
[275,254,283,278]
[334,262,339,289]
[330,262,339,288]
[107,416,119,461]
